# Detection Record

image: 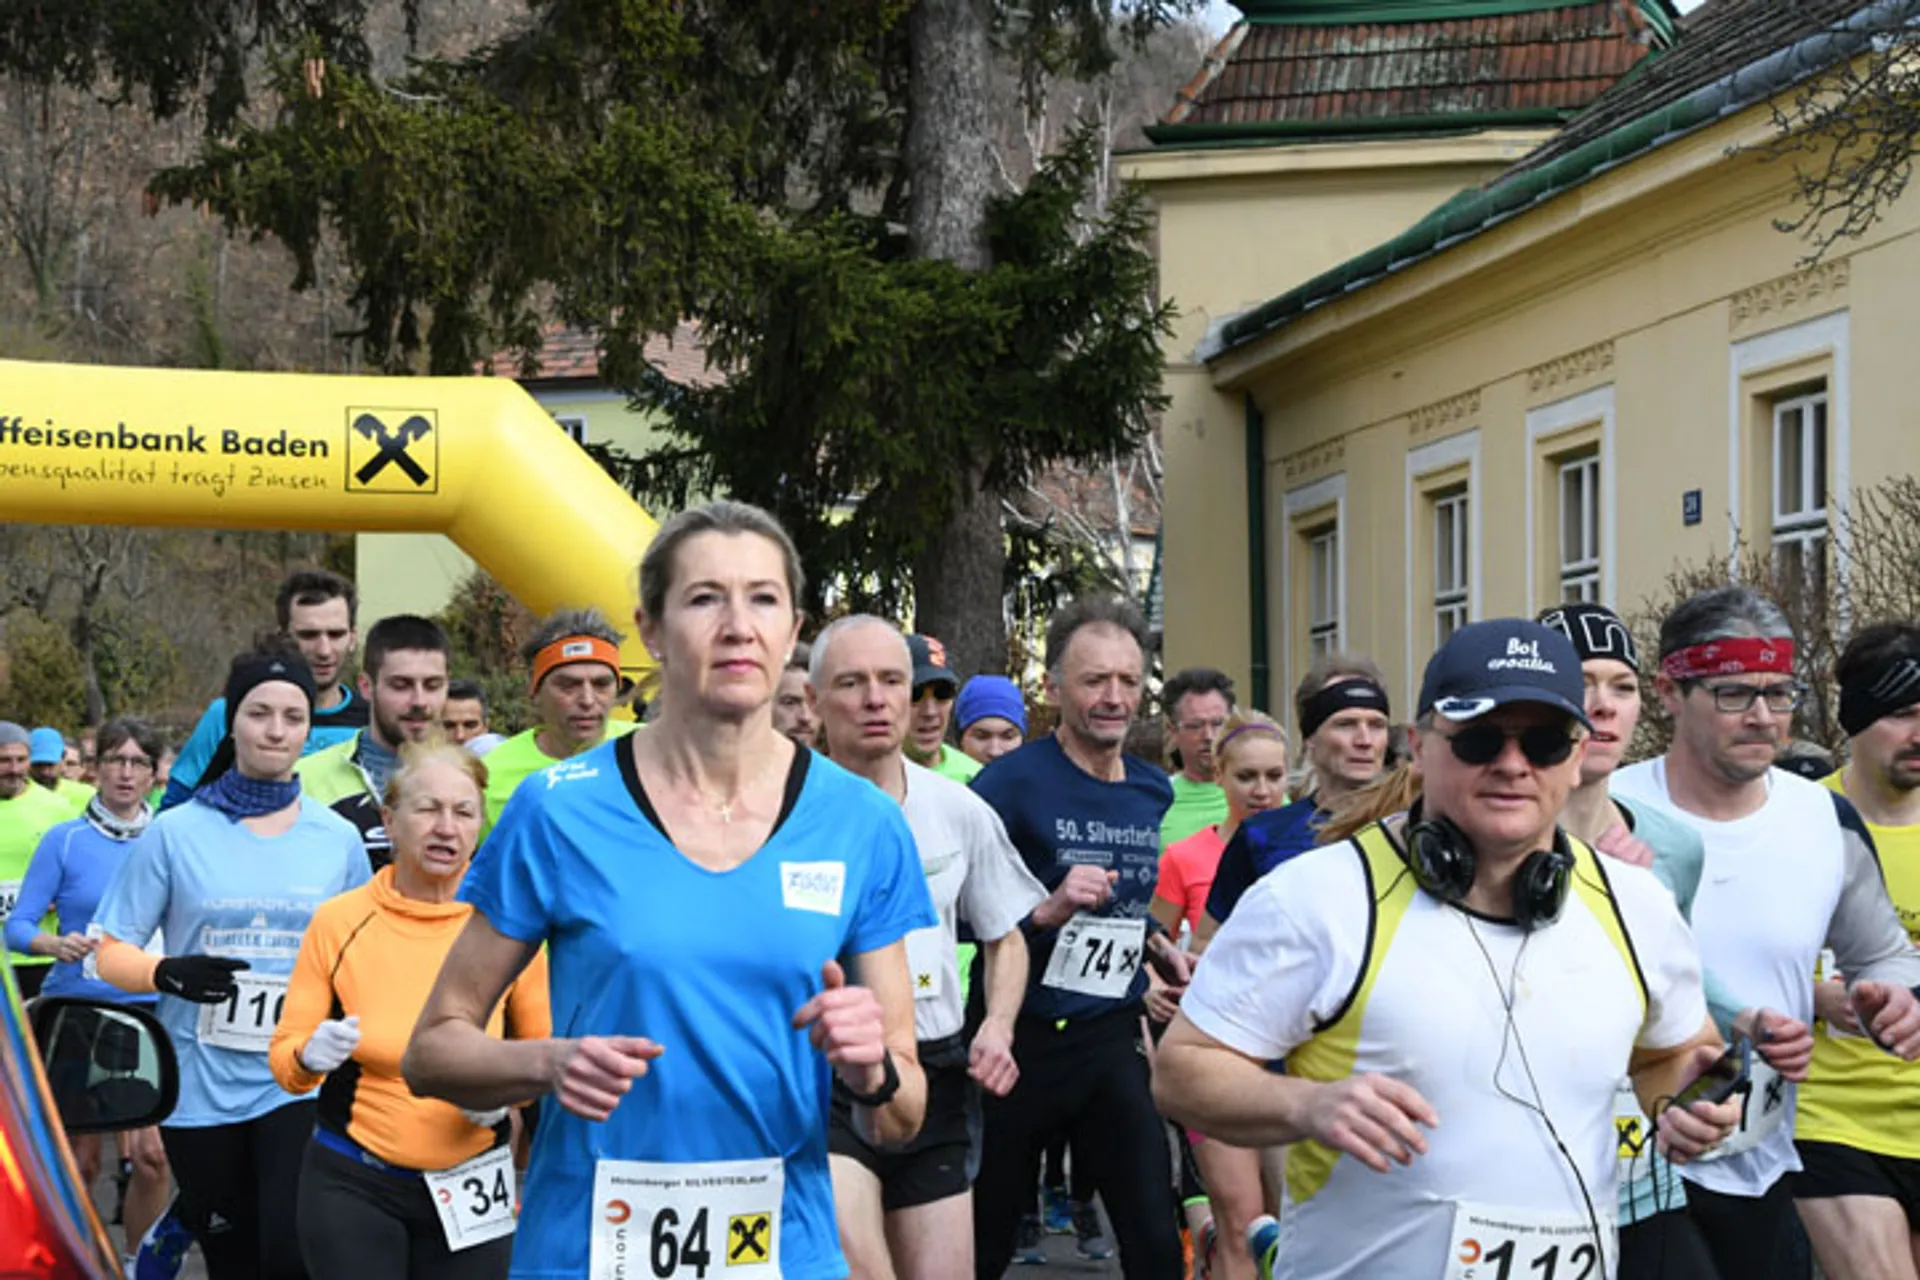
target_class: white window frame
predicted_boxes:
[553,414,588,446]
[1729,310,1850,569]
[1307,524,1341,658]
[1279,471,1347,717]
[1404,429,1482,696]
[1558,453,1601,603]
[1771,390,1829,606]
[1524,384,1616,613]
[1432,486,1471,646]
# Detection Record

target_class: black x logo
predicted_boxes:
[351,413,433,486]
[1120,946,1141,972]
[916,973,932,990]
[1764,1075,1786,1113]
[1616,1116,1646,1158]
[728,1213,770,1264]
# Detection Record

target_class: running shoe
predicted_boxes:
[1200,1217,1218,1280]
[1072,1202,1114,1261]
[1248,1214,1281,1280]
[1042,1185,1073,1233]
[130,1200,193,1280]
[1014,1214,1048,1265]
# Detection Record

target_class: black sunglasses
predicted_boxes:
[1442,722,1578,768]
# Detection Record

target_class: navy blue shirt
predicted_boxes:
[970,734,1172,1022]
[1203,797,1327,926]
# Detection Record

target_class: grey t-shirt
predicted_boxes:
[899,761,1046,1042]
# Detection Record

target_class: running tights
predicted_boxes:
[973,1008,1180,1280]
[298,1141,512,1280]
[160,1100,315,1280]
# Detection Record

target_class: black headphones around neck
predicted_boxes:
[1399,801,1575,933]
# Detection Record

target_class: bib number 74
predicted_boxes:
[1041,914,1145,1000]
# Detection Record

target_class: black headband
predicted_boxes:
[1840,655,1920,737]
[1536,603,1639,670]
[223,654,317,736]
[1300,678,1391,740]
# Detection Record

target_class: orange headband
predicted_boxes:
[530,635,622,693]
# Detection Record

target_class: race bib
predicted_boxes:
[425,1145,517,1252]
[1042,914,1145,999]
[904,927,945,1003]
[1445,1202,1614,1280]
[196,972,288,1053]
[589,1157,782,1280]
[0,880,20,922]
[1693,1058,1787,1162]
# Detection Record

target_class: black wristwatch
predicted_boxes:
[838,1052,900,1107]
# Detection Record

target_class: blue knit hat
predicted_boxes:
[955,676,1026,735]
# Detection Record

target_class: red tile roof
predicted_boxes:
[1164,2,1662,131]
[477,320,722,389]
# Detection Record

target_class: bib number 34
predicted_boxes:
[424,1145,517,1252]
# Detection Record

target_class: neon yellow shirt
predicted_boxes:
[480,721,638,837]
[1160,774,1227,851]
[0,784,75,968]
[1799,773,1920,1157]
[929,744,981,784]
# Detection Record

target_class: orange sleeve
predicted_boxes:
[95,936,161,994]
[269,905,341,1096]
[1154,841,1190,910]
[503,944,552,1042]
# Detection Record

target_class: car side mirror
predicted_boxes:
[28,998,178,1135]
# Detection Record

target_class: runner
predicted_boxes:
[298,614,452,869]
[1197,655,1391,947]
[30,726,95,814]
[1793,622,1920,1280]
[442,679,493,748]
[163,569,369,807]
[1152,709,1288,1280]
[478,607,638,836]
[404,500,937,1280]
[1156,618,1739,1279]
[775,642,821,751]
[970,595,1193,1280]
[5,717,171,1258]
[1538,603,1741,1279]
[93,646,372,1280]
[809,615,1045,1280]
[1,719,75,999]
[1613,586,1920,1280]
[1158,669,1234,850]
[905,634,977,783]
[274,740,550,1279]
[954,676,1025,767]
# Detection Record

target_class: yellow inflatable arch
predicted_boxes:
[0,359,659,681]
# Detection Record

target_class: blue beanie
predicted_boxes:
[956,676,1026,736]
[28,726,65,765]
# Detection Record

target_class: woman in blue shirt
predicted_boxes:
[8,716,170,1252]
[405,500,937,1280]
[94,648,371,1280]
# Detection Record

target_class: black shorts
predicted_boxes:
[829,1035,974,1212]
[14,964,47,1000]
[1794,1139,1920,1227]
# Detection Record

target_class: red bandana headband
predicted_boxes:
[1659,637,1796,682]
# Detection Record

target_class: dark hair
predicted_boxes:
[1044,596,1150,674]
[1658,585,1792,661]
[787,641,811,674]
[446,678,488,709]
[1836,621,1920,693]
[638,500,805,624]
[520,607,624,664]
[275,569,357,631]
[1293,652,1387,728]
[361,615,451,680]
[1162,668,1235,720]
[95,717,165,764]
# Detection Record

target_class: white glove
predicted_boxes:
[462,1106,511,1129]
[298,1016,361,1073]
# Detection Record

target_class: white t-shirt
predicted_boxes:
[899,761,1046,1041]
[1613,760,1920,1198]
[1183,836,1706,1280]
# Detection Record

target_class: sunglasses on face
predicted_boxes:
[1440,722,1578,768]
[912,684,956,706]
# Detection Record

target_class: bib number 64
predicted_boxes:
[649,1207,713,1278]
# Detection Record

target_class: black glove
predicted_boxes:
[154,955,250,1004]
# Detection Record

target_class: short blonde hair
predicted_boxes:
[1210,710,1287,780]
[380,737,489,810]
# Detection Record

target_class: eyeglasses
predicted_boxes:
[96,753,155,772]
[912,684,955,706]
[1440,723,1578,768]
[1176,717,1228,736]
[1695,681,1805,715]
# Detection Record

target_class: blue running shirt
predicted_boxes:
[461,738,936,1280]
[969,735,1173,1022]
[1203,797,1328,926]
[92,796,371,1126]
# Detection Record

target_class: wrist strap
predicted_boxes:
[838,1051,900,1107]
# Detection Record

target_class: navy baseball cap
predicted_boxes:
[906,633,958,694]
[1417,619,1591,729]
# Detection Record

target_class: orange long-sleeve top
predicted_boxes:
[269,864,550,1172]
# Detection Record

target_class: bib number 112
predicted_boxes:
[1464,1240,1599,1280]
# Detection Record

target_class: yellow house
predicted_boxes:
[1123,0,1678,712]
[354,323,713,627]
[1138,0,1900,727]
